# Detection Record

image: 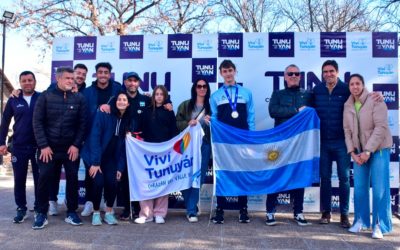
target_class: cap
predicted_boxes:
[123,72,141,81]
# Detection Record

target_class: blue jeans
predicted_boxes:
[182,139,211,216]
[320,139,350,215]
[352,148,392,233]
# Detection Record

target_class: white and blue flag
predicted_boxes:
[211,107,320,196]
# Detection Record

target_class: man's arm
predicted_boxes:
[246,91,255,131]
[32,93,49,149]
[268,91,298,119]
[73,95,88,148]
[0,100,14,146]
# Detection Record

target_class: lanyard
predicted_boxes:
[223,85,238,112]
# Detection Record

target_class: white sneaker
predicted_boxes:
[348,219,364,233]
[49,201,58,216]
[372,225,383,239]
[81,201,93,217]
[134,217,153,224]
[187,215,198,223]
[155,216,165,224]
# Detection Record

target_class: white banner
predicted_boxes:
[126,124,203,201]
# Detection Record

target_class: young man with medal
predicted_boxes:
[207,59,255,224]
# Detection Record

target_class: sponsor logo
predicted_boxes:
[303,193,317,204]
[218,33,243,57]
[277,193,291,205]
[168,34,192,58]
[55,43,70,54]
[247,38,265,50]
[100,42,116,53]
[390,136,399,162]
[331,195,340,208]
[372,32,398,57]
[350,38,368,50]
[320,32,346,57]
[120,35,143,59]
[74,37,96,60]
[196,39,213,51]
[192,58,217,83]
[51,60,74,82]
[173,133,191,154]
[269,32,294,57]
[148,40,163,52]
[299,38,317,50]
[373,84,398,110]
[377,64,395,76]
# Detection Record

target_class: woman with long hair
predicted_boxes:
[343,74,392,239]
[81,92,131,226]
[176,78,212,222]
[134,85,178,224]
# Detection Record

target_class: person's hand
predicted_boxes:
[0,145,8,155]
[188,119,198,126]
[163,103,173,111]
[71,83,78,93]
[10,89,21,98]
[143,92,151,97]
[204,115,211,125]
[116,171,122,181]
[89,165,102,178]
[298,106,306,112]
[351,152,363,165]
[370,92,384,102]
[39,147,53,163]
[99,104,111,113]
[359,152,370,164]
[67,145,79,161]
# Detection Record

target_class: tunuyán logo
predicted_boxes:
[173,133,191,154]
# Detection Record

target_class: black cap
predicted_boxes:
[123,72,141,81]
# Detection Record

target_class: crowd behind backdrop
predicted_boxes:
[51,32,399,213]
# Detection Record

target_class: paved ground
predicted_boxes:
[0,173,399,249]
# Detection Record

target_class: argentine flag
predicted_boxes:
[211,107,320,196]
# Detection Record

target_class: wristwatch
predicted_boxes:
[364,151,371,156]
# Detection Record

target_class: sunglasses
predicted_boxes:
[196,84,207,89]
[287,72,300,77]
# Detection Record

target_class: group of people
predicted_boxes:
[0,59,392,239]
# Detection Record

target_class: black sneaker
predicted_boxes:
[294,213,310,226]
[265,213,277,226]
[65,212,83,226]
[32,213,48,230]
[211,208,224,224]
[239,208,250,223]
[119,209,131,221]
[13,208,28,223]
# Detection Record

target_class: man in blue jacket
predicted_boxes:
[207,60,255,224]
[0,71,40,223]
[80,62,121,217]
[313,60,351,228]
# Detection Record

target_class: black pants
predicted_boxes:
[12,147,39,210]
[216,196,248,210]
[266,188,305,215]
[120,169,140,214]
[36,151,79,214]
[92,158,117,211]
[49,163,62,202]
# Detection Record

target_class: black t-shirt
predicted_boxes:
[96,83,113,106]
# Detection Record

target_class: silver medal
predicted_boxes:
[231,111,239,119]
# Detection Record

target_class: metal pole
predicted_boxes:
[0,20,5,119]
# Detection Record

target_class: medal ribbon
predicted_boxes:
[223,85,238,113]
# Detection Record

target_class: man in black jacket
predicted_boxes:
[266,64,312,226]
[32,67,88,229]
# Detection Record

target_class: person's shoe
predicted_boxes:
[81,201,93,217]
[211,208,224,224]
[348,219,364,233]
[65,212,83,226]
[340,214,351,228]
[134,217,153,224]
[32,213,48,230]
[319,212,331,224]
[48,201,58,216]
[119,209,131,221]
[91,212,102,226]
[187,214,198,223]
[155,216,165,224]
[294,213,310,226]
[265,213,277,226]
[239,208,250,223]
[372,225,383,239]
[104,212,118,225]
[13,208,28,223]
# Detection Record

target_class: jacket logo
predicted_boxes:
[16,104,24,108]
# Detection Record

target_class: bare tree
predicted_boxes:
[141,0,216,34]
[372,0,400,31]
[216,0,281,32]
[277,0,381,32]
[13,0,160,47]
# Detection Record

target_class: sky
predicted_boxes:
[0,1,52,91]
